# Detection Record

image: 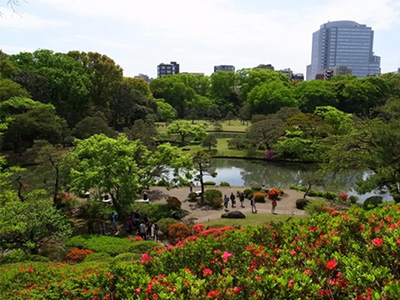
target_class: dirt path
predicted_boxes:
[148,186,307,223]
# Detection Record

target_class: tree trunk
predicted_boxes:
[53,166,60,207]
[303,183,312,199]
[110,192,123,217]
[16,176,24,202]
[199,166,205,204]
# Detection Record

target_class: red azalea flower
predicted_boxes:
[203,268,213,276]
[222,251,232,260]
[207,290,219,298]
[290,250,297,255]
[326,260,338,270]
[135,288,140,295]
[372,238,383,246]
[233,286,242,294]
[305,269,312,275]
[141,253,152,263]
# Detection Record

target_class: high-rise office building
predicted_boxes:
[214,65,235,73]
[157,61,180,78]
[306,21,380,81]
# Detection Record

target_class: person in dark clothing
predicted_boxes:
[87,219,95,234]
[230,192,236,208]
[239,192,245,208]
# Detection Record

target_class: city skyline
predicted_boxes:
[1,0,400,78]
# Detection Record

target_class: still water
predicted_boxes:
[202,158,390,202]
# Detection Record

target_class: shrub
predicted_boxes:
[323,191,337,200]
[65,235,134,256]
[296,198,310,210]
[305,199,328,215]
[128,241,159,254]
[253,192,266,203]
[113,252,142,262]
[66,249,94,263]
[306,189,319,197]
[83,252,111,262]
[348,195,359,204]
[204,181,216,186]
[167,223,191,243]
[268,188,281,200]
[210,197,223,209]
[158,218,179,235]
[251,186,262,192]
[290,185,300,191]
[192,223,205,234]
[243,189,253,198]
[338,193,348,202]
[188,192,197,202]
[219,182,230,187]
[0,249,49,264]
[363,196,383,210]
[167,196,182,209]
[204,189,223,206]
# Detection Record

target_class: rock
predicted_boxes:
[221,211,246,219]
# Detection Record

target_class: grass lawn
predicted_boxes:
[203,213,307,227]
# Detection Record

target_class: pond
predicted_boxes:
[201,158,391,202]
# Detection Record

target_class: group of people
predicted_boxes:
[223,192,278,214]
[86,211,159,242]
[124,211,159,241]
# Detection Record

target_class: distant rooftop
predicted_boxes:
[321,20,364,28]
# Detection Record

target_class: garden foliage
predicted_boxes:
[3,206,400,299]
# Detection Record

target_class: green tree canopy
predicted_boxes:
[294,80,338,113]
[0,79,30,101]
[0,197,73,254]
[64,134,193,215]
[165,120,207,145]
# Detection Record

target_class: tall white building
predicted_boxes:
[306,21,380,80]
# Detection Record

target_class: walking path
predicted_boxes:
[148,186,307,223]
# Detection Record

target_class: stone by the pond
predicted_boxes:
[221,211,246,219]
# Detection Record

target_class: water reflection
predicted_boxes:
[202,158,391,202]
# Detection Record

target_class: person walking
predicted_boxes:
[230,192,236,208]
[271,199,277,214]
[189,181,194,193]
[139,221,147,240]
[152,221,159,242]
[250,197,257,214]
[224,195,229,211]
[110,212,118,233]
[99,220,107,235]
[239,192,245,208]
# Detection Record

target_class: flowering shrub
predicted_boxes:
[267,188,280,200]
[4,206,400,299]
[66,249,94,263]
[338,193,348,202]
[253,192,266,203]
[167,223,191,243]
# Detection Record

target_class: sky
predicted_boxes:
[1,0,400,79]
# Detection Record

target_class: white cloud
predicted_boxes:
[0,7,68,29]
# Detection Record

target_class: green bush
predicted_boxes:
[128,241,159,254]
[65,235,134,256]
[305,199,328,215]
[323,191,337,200]
[348,195,359,204]
[0,249,49,265]
[113,252,142,262]
[243,189,253,198]
[204,189,223,207]
[363,196,383,210]
[253,192,266,203]
[306,189,319,197]
[296,198,310,210]
[219,182,230,187]
[204,181,216,186]
[290,185,300,191]
[209,197,223,209]
[188,192,197,202]
[158,218,179,235]
[83,252,111,262]
[251,186,262,192]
